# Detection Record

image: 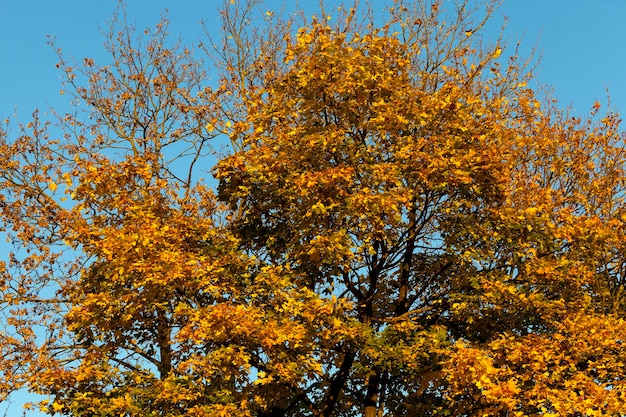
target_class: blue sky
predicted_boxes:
[1,0,625,120]
[1,0,626,415]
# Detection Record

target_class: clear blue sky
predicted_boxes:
[1,0,625,415]
[1,0,625,119]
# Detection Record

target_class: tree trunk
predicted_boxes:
[156,309,172,379]
[364,370,380,417]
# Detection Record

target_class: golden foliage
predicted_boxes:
[1,1,626,416]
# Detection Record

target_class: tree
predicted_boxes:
[1,0,626,416]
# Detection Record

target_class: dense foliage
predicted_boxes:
[2,1,626,416]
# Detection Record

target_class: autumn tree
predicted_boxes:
[2,0,626,416]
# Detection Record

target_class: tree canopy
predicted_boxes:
[2,1,626,416]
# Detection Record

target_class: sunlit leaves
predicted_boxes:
[2,0,626,416]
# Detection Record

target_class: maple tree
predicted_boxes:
[2,0,626,416]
